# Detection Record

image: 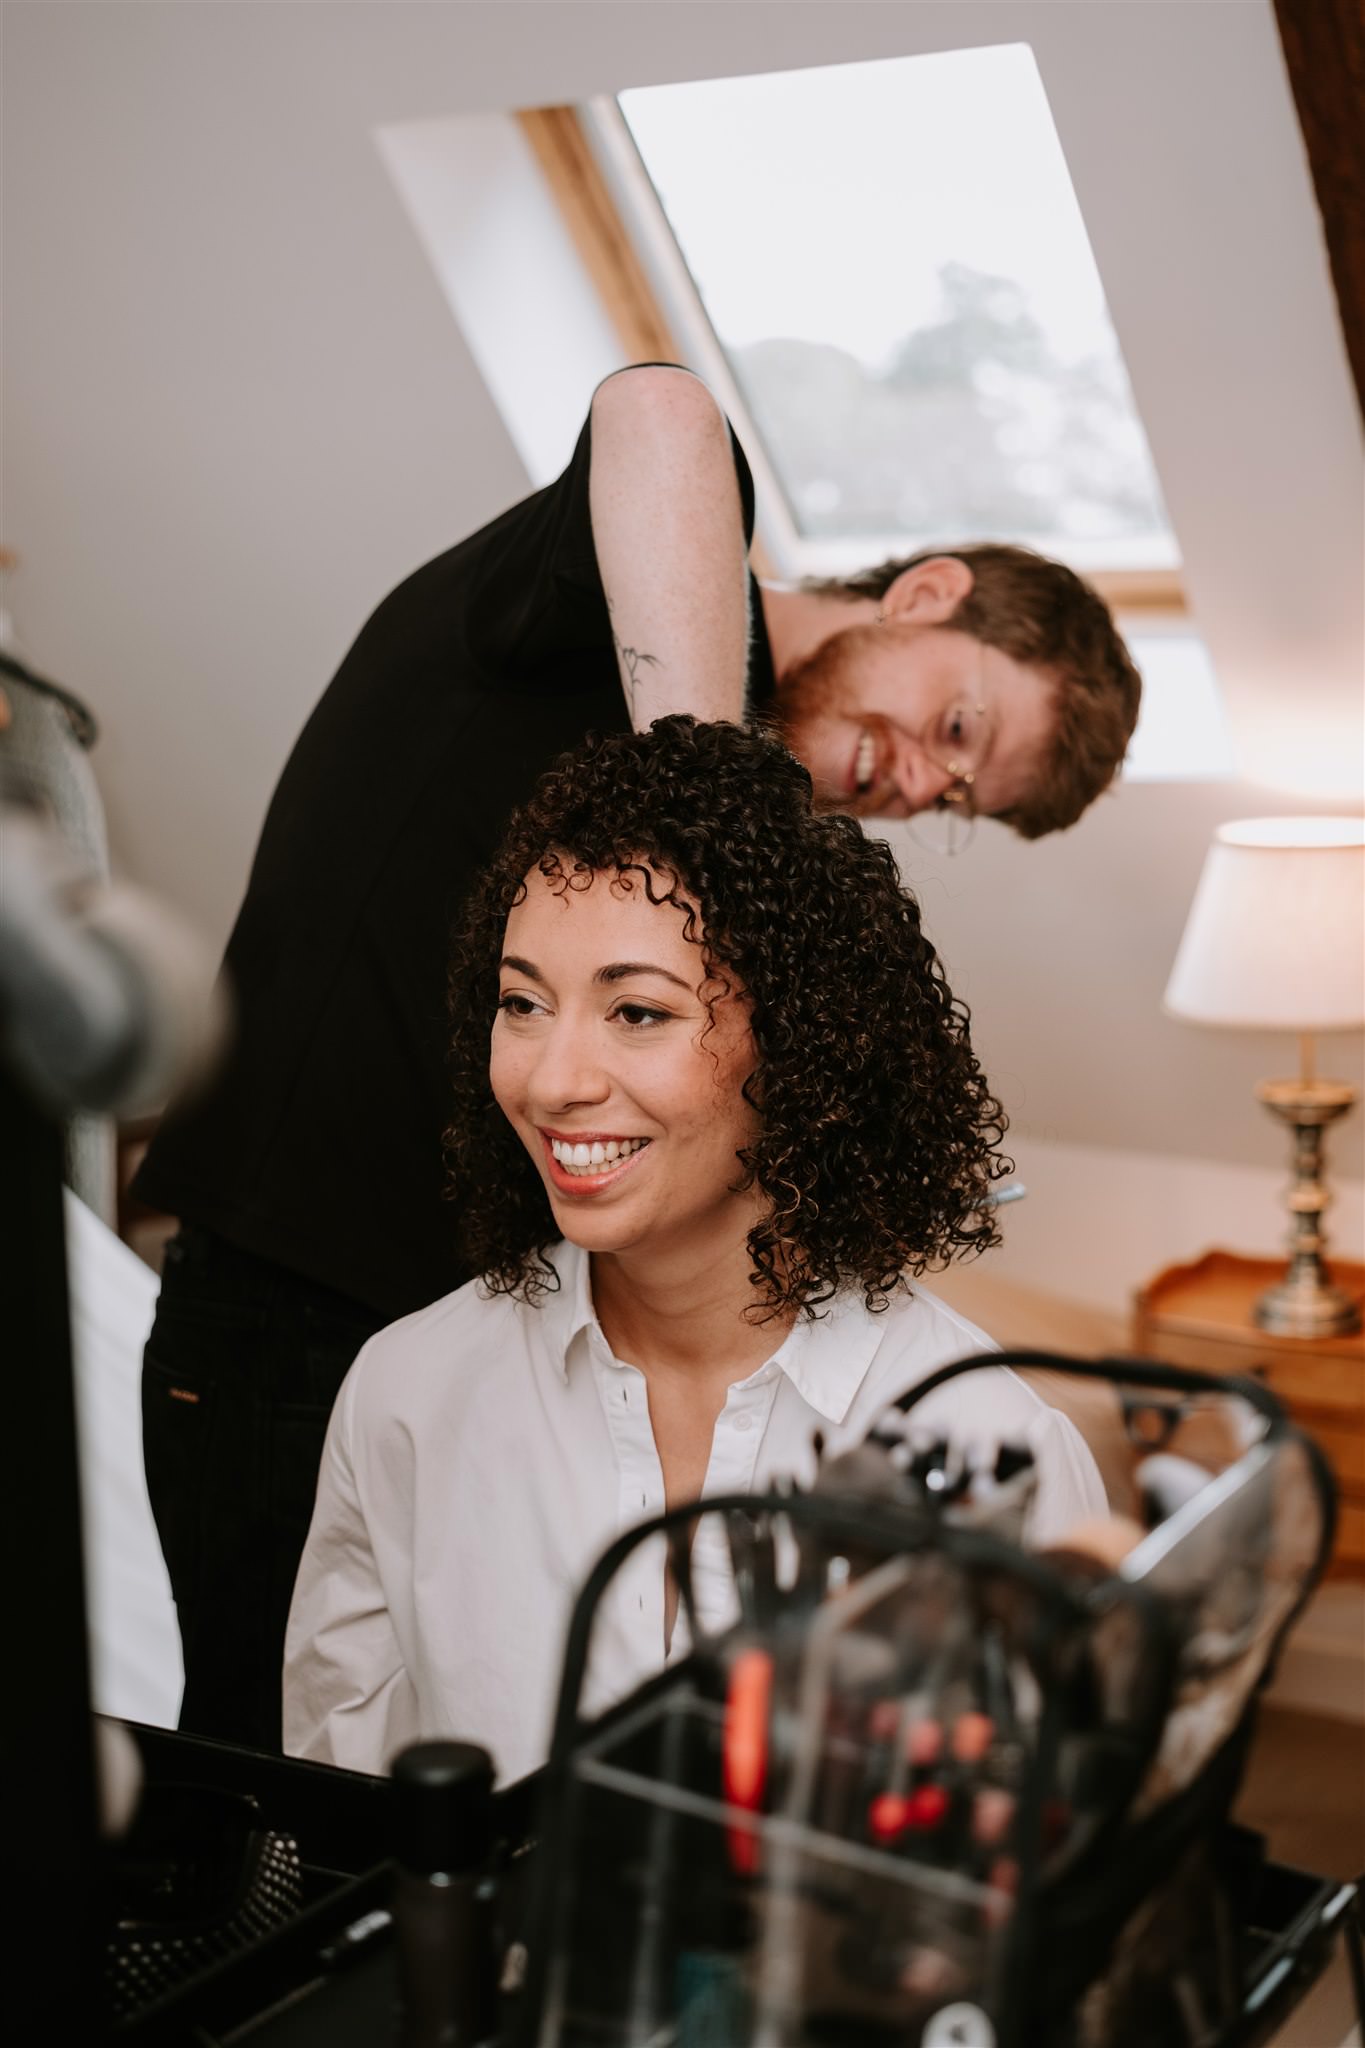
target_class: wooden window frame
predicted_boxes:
[517,101,1187,617]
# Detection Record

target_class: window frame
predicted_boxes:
[518,98,1186,616]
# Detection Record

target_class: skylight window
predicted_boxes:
[605,46,1177,580]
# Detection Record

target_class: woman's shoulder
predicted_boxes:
[862,1279,997,1366]
[848,1279,1045,1425]
[381,1268,520,1340]
[858,1281,1065,1433]
[344,1269,541,1413]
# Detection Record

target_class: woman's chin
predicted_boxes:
[547,1200,645,1258]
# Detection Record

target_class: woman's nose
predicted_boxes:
[527,1021,611,1113]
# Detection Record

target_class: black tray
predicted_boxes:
[114,1744,1361,2048]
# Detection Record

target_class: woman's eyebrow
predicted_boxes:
[498,955,693,993]
[596,961,692,991]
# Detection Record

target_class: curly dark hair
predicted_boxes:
[445,716,1010,1318]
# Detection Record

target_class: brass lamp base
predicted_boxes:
[1254,1076,1361,1339]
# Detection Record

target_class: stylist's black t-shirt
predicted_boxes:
[134,412,774,1318]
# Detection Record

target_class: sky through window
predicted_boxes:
[618,46,1177,572]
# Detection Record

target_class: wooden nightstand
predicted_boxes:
[1133,1250,1365,1578]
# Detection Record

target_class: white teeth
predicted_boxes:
[549,1136,649,1177]
[855,731,876,790]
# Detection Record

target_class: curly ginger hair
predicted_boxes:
[445,716,1010,1318]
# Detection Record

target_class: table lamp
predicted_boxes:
[1164,816,1365,1338]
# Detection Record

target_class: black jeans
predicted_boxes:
[141,1226,385,1752]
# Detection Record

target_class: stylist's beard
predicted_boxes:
[763,623,881,815]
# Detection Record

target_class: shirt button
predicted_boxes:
[733,1412,755,1433]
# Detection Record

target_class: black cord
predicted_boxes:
[0,646,99,749]
[894,1345,1289,1434]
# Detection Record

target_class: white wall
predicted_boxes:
[374,112,622,487]
[3,2,1362,1263]
[965,1134,1364,1320]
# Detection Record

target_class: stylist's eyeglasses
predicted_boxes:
[919,788,978,858]
[906,664,990,858]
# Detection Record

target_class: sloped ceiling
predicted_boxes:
[2,1,1361,1177]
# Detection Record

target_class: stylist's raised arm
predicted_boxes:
[589,365,752,730]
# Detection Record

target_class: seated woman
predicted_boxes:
[284,717,1103,1782]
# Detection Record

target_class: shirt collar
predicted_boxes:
[537,1242,884,1423]
[536,1240,598,1377]
[765,1285,887,1425]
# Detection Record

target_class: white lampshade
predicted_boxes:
[1164,817,1365,1032]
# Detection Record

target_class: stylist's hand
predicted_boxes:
[589,365,751,731]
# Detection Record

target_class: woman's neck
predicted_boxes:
[589,1228,792,1387]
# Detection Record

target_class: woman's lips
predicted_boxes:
[540,1133,653,1197]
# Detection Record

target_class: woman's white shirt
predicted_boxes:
[283,1243,1105,1784]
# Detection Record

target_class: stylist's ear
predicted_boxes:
[879,556,974,626]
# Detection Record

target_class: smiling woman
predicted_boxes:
[282,719,1106,1781]
[491,864,761,1265]
[448,714,1006,1313]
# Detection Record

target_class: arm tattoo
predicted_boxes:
[608,600,662,722]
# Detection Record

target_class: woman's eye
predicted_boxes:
[497,993,543,1020]
[614,1003,670,1030]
